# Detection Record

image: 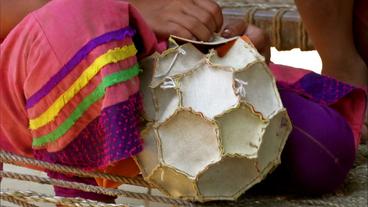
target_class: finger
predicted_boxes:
[221,19,248,38]
[163,22,196,40]
[182,3,217,34]
[170,12,213,41]
[194,0,223,32]
[245,24,270,52]
[260,46,271,64]
[244,24,271,63]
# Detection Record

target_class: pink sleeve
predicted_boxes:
[0,15,38,158]
[0,0,162,156]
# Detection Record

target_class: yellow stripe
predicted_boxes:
[29,44,137,130]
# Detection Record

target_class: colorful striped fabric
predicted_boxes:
[25,27,136,109]
[28,44,138,130]
[32,64,141,147]
[25,27,143,148]
[1,1,160,198]
[33,92,144,170]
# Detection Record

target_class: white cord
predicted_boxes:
[155,47,186,78]
[235,78,248,98]
[160,77,177,89]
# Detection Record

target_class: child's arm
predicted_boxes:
[0,0,49,40]
[128,0,223,41]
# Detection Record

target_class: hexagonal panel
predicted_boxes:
[180,64,238,119]
[140,55,158,121]
[153,44,204,80]
[216,103,268,158]
[149,166,197,199]
[234,62,283,118]
[157,110,221,177]
[257,109,292,176]
[154,86,180,123]
[196,156,259,200]
[135,125,160,177]
[209,38,263,71]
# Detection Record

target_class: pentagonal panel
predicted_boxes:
[135,125,160,177]
[180,64,238,119]
[149,166,197,199]
[216,104,268,158]
[235,62,282,118]
[153,44,204,81]
[257,109,292,176]
[154,86,180,123]
[197,156,259,200]
[209,38,263,71]
[157,110,221,177]
[140,55,158,121]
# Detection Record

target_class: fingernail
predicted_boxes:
[222,29,232,38]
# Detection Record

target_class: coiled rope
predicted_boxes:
[0,150,150,187]
[0,150,194,207]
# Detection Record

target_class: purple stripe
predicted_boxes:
[26,27,136,109]
[276,72,355,106]
[294,72,354,105]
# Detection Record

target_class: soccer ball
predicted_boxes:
[136,37,292,202]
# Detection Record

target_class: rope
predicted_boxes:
[1,191,131,207]
[218,2,296,10]
[0,171,193,207]
[3,169,355,207]
[0,150,151,188]
[297,21,309,51]
[1,193,38,207]
[244,7,258,25]
[272,8,289,50]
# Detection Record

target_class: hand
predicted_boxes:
[221,19,271,63]
[128,0,223,41]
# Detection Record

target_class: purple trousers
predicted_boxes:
[262,88,356,194]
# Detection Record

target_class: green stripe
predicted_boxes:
[32,64,141,147]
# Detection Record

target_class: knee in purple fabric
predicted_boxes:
[278,89,355,194]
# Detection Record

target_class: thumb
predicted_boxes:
[221,19,248,38]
